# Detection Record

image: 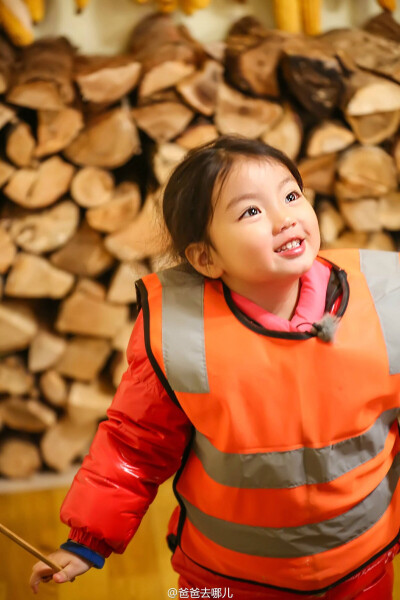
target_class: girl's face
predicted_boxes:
[202,158,320,299]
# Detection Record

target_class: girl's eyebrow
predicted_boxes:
[226,193,261,211]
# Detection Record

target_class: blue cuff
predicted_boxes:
[60,540,105,569]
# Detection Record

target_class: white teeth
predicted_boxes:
[277,239,301,252]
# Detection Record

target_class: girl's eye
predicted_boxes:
[285,191,299,203]
[240,206,261,219]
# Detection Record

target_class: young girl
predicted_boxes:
[30,136,400,599]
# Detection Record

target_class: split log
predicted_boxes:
[0,226,16,274]
[5,253,75,299]
[28,330,67,373]
[40,417,96,472]
[4,156,75,209]
[0,357,34,395]
[128,14,204,97]
[338,198,381,232]
[306,121,355,157]
[54,337,111,382]
[0,35,16,94]
[215,82,283,139]
[176,60,223,116]
[9,201,80,254]
[105,193,168,261]
[328,230,369,249]
[50,223,115,277]
[0,439,41,479]
[365,231,396,251]
[364,11,400,42]
[107,261,150,304]
[39,370,68,407]
[111,352,128,388]
[317,200,346,245]
[391,136,400,172]
[0,301,38,353]
[132,101,194,143]
[35,108,84,157]
[75,277,106,300]
[175,122,218,149]
[56,290,129,338]
[112,320,136,352]
[70,166,114,208]
[322,28,400,85]
[345,110,400,145]
[0,160,15,188]
[6,122,36,168]
[153,143,187,185]
[0,103,16,130]
[341,69,400,116]
[298,153,337,196]
[204,40,226,63]
[281,37,344,117]
[67,380,114,425]
[378,192,400,229]
[6,37,76,110]
[86,182,141,233]
[261,104,303,161]
[0,397,57,433]
[64,107,141,168]
[74,54,141,104]
[225,19,288,98]
[336,145,397,199]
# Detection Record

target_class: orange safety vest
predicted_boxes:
[136,248,400,595]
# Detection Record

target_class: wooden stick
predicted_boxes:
[0,522,62,571]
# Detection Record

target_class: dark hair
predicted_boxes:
[162,135,303,259]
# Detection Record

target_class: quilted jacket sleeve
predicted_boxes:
[60,311,193,558]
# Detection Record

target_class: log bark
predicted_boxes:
[86,182,141,233]
[364,11,400,42]
[0,35,16,94]
[28,330,67,373]
[215,82,283,139]
[40,417,96,472]
[0,439,41,479]
[50,223,115,277]
[4,156,75,209]
[6,122,36,168]
[35,108,84,158]
[5,253,75,299]
[281,36,344,117]
[9,201,80,254]
[64,107,141,168]
[70,166,114,208]
[54,336,111,382]
[56,290,129,338]
[74,54,141,104]
[6,37,75,110]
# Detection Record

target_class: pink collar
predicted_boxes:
[230,260,331,333]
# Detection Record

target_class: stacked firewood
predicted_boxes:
[1,11,400,480]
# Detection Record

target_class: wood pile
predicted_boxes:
[1,11,400,480]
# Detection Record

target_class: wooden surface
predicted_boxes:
[0,477,399,599]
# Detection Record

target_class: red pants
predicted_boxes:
[173,544,398,600]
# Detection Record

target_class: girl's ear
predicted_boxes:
[185,242,223,279]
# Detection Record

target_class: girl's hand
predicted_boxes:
[29,549,92,594]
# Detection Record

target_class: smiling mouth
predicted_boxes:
[275,239,303,253]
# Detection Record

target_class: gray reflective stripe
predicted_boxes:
[360,249,400,375]
[193,408,399,489]
[181,453,400,558]
[158,267,209,394]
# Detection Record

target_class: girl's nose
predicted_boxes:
[273,214,296,235]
